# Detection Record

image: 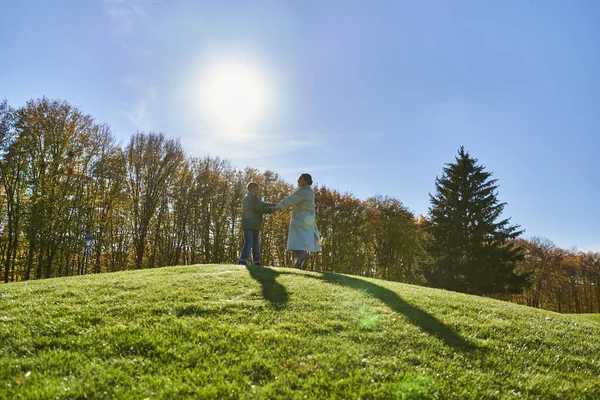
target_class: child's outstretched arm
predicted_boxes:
[252,197,276,214]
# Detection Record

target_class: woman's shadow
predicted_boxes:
[245,266,288,308]
[304,271,472,349]
[245,266,472,350]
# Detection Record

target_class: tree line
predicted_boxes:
[1,98,598,313]
[0,98,425,282]
[508,237,600,313]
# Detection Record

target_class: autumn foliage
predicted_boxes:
[1,98,598,313]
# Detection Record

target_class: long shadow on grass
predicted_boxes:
[292,270,473,350]
[245,266,288,307]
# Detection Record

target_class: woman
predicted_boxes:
[276,173,321,269]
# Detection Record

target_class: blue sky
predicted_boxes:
[1,0,599,252]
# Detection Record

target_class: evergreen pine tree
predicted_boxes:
[425,147,528,294]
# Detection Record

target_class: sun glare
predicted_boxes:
[203,66,265,130]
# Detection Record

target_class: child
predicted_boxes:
[239,182,276,266]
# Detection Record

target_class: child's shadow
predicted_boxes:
[245,266,288,308]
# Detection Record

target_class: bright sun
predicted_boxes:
[203,66,265,130]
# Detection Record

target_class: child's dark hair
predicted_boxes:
[301,173,313,185]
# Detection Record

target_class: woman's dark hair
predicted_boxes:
[301,173,313,185]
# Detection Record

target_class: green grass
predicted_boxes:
[571,313,600,323]
[1,264,599,399]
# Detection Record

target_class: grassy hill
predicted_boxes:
[1,264,599,399]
